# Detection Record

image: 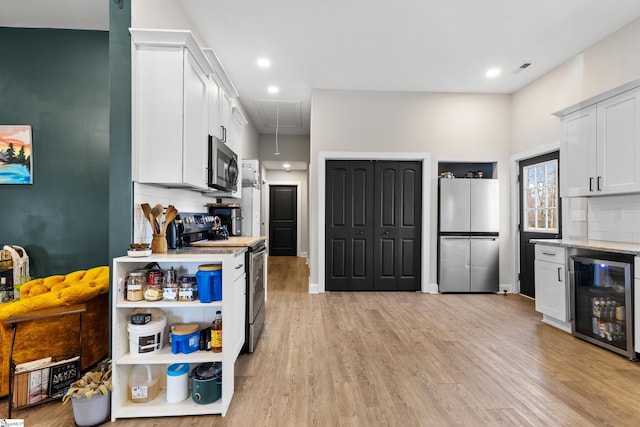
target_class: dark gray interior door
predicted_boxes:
[374,161,422,291]
[269,185,297,256]
[326,160,421,291]
[519,151,561,297]
[325,161,374,291]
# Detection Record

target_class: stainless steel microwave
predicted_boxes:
[208,135,238,192]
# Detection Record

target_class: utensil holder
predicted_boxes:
[151,234,167,253]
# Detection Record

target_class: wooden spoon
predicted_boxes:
[140,203,152,221]
[148,213,160,234]
[151,204,163,234]
[163,205,178,233]
[141,203,158,233]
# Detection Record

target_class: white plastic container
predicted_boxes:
[127,315,166,356]
[166,363,190,403]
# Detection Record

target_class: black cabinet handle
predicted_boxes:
[597,176,602,191]
[589,177,594,192]
[557,267,562,282]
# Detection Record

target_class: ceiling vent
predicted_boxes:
[514,62,532,73]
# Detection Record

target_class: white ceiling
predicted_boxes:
[3,0,640,137]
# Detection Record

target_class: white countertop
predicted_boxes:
[531,238,640,256]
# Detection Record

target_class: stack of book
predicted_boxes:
[12,356,80,408]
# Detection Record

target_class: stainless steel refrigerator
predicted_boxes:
[438,178,499,293]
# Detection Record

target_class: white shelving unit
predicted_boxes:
[111,251,246,421]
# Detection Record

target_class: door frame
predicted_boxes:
[317,151,431,294]
[510,142,560,295]
[265,180,302,257]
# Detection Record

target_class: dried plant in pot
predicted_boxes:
[62,365,112,426]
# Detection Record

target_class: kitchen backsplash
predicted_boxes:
[588,194,640,243]
[133,183,226,244]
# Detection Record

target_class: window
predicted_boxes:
[524,159,558,232]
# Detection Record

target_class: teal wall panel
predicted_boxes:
[109,0,133,268]
[0,28,109,277]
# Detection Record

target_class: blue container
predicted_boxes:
[171,331,200,354]
[196,264,222,303]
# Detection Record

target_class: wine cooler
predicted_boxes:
[571,255,635,359]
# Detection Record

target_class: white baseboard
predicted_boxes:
[309,282,319,294]
[499,283,515,294]
[425,283,439,294]
[542,315,572,334]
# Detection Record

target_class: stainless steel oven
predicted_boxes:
[245,242,266,353]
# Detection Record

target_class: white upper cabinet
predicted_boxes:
[131,29,212,190]
[596,88,640,195]
[559,85,640,197]
[207,74,221,139]
[203,49,238,145]
[183,52,209,187]
[219,90,232,143]
[560,106,597,197]
[227,107,248,199]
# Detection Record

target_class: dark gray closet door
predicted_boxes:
[326,160,421,291]
[374,161,422,291]
[325,161,374,291]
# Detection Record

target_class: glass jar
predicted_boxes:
[145,268,165,301]
[126,270,147,301]
[178,275,197,302]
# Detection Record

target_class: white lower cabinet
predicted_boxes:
[534,245,570,332]
[111,251,246,421]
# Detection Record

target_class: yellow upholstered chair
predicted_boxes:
[0,266,110,397]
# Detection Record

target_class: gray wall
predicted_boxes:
[309,90,512,290]
[0,27,109,277]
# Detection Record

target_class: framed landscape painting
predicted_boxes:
[0,125,32,184]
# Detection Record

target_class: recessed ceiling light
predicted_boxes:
[257,58,271,68]
[485,68,501,78]
[283,163,290,168]
[267,86,279,94]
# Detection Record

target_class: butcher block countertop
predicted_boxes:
[190,236,267,247]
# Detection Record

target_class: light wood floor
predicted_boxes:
[5,256,640,426]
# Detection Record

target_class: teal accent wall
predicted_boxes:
[0,28,109,277]
[109,2,133,266]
